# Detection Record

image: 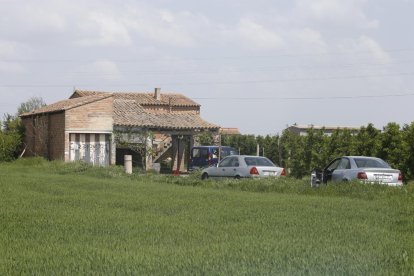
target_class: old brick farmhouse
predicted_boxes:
[20,88,220,172]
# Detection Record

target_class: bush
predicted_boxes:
[0,132,22,162]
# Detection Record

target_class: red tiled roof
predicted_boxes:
[71,90,200,107]
[113,99,218,130]
[21,91,219,130]
[20,94,112,117]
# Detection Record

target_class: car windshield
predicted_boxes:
[354,158,390,169]
[244,157,275,167]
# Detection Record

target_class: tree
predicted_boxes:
[280,130,305,178]
[0,114,24,161]
[196,131,215,145]
[303,127,326,172]
[0,97,47,161]
[378,122,406,171]
[402,122,414,180]
[114,128,155,170]
[354,123,380,156]
[17,97,46,115]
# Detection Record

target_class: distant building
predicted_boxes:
[220,128,241,135]
[286,124,360,136]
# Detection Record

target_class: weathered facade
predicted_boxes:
[21,89,219,173]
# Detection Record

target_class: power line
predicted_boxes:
[2,48,414,63]
[63,59,414,77]
[1,71,413,88]
[193,92,414,101]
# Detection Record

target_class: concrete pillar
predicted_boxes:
[145,136,153,171]
[124,155,132,174]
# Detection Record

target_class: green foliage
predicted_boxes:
[0,96,46,162]
[221,134,257,155]
[378,123,407,172]
[402,122,414,180]
[0,131,22,162]
[0,160,413,274]
[0,114,23,161]
[113,128,154,170]
[17,96,46,115]
[354,123,380,156]
[196,131,215,145]
[221,123,414,180]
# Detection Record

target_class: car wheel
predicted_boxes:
[234,175,241,180]
[201,173,209,180]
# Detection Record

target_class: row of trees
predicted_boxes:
[2,97,413,181]
[202,122,414,180]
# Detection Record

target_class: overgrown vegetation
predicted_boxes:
[217,122,414,180]
[0,97,46,162]
[0,159,413,274]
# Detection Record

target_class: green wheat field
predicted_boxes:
[0,158,413,275]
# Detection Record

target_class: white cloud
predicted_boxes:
[20,5,67,32]
[295,0,378,29]
[124,10,197,48]
[77,60,123,80]
[357,36,392,63]
[237,19,285,49]
[76,12,131,46]
[0,41,27,73]
[337,36,392,63]
[288,28,328,53]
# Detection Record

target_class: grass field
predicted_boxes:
[0,158,413,275]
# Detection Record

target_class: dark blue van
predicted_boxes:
[189,146,238,170]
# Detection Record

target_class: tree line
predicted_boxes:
[202,122,414,181]
[1,97,413,181]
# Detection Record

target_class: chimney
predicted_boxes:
[154,87,161,101]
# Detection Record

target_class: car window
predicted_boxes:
[337,158,351,170]
[212,149,219,158]
[217,148,238,158]
[230,157,240,167]
[218,157,233,167]
[327,158,341,171]
[244,157,274,167]
[354,158,390,168]
[192,148,208,158]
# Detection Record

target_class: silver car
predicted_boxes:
[201,155,285,180]
[311,156,403,187]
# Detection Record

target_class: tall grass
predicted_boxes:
[0,158,413,274]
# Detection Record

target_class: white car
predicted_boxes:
[311,156,403,187]
[201,155,285,180]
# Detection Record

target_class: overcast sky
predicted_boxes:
[1,0,414,135]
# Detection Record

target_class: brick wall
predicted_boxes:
[64,97,113,162]
[48,112,65,160]
[22,113,61,159]
[22,97,114,162]
[65,97,113,131]
[22,117,35,157]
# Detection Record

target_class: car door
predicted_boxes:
[226,157,241,177]
[331,157,351,182]
[218,157,239,177]
[213,157,233,177]
[323,158,341,183]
